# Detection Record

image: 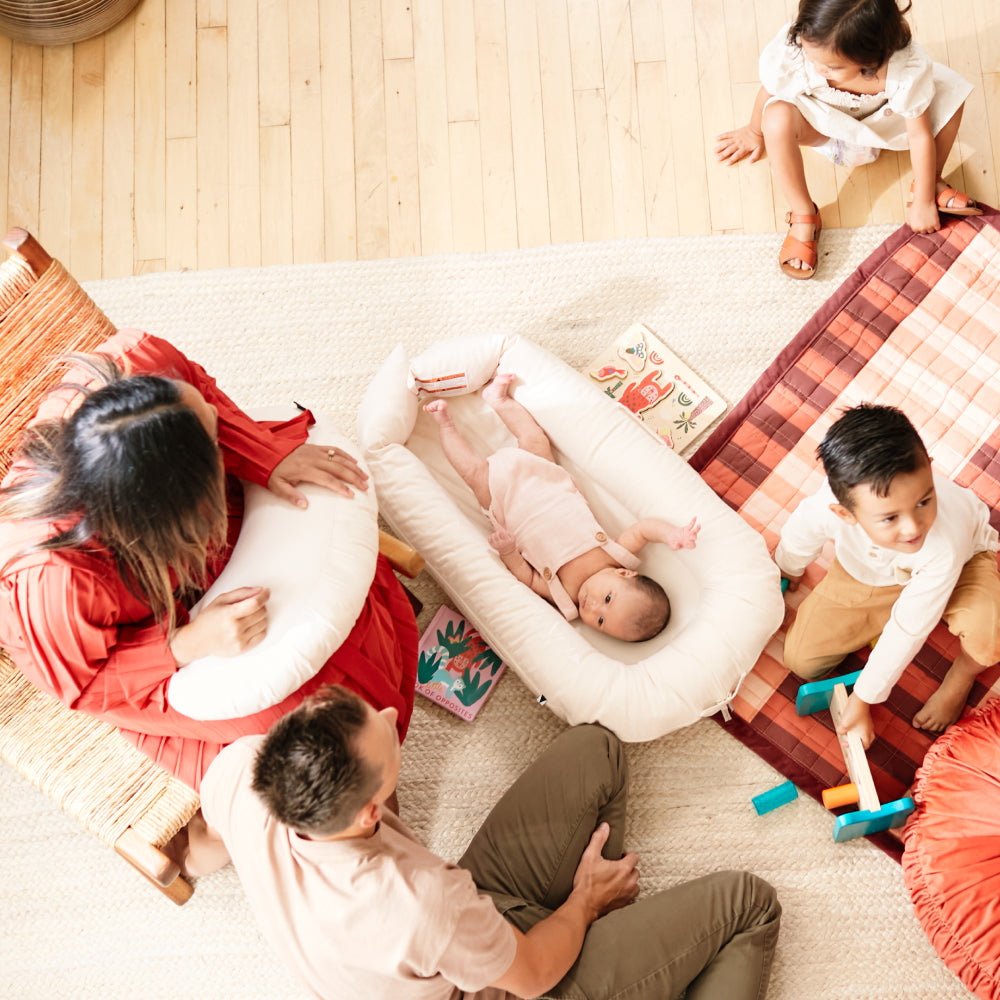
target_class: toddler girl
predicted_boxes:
[424,374,698,642]
[715,0,981,280]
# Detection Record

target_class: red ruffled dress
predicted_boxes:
[0,330,417,790]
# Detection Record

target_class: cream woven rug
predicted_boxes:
[1,228,973,1000]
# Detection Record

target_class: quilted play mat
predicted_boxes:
[691,211,1000,860]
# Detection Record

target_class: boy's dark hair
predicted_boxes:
[818,402,929,509]
[629,574,670,642]
[251,686,382,836]
[788,0,912,75]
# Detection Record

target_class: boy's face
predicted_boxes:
[831,460,937,553]
[577,567,648,640]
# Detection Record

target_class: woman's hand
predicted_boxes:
[714,125,765,165]
[268,443,369,508]
[170,586,270,665]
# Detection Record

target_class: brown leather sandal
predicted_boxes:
[779,203,822,280]
[908,178,984,217]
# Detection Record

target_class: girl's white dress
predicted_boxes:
[759,23,971,163]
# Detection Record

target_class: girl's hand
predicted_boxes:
[268,444,369,508]
[714,125,765,165]
[906,199,941,235]
[666,516,700,550]
[783,573,803,593]
[170,586,270,665]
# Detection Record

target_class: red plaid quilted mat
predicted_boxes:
[691,212,1000,859]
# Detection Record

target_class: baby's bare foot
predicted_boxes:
[482,372,517,407]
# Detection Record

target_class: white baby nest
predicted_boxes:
[358,334,784,740]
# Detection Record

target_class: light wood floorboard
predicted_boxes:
[0,0,996,279]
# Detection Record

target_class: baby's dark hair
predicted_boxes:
[788,0,912,74]
[629,574,670,642]
[818,402,928,510]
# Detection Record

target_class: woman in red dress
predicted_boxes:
[0,329,417,790]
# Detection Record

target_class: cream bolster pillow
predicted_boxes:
[167,413,378,721]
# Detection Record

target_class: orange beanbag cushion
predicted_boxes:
[903,697,1000,1000]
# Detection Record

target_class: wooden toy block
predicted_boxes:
[752,780,798,815]
[796,672,915,842]
[794,670,863,717]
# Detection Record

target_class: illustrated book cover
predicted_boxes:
[416,606,506,721]
[585,322,727,452]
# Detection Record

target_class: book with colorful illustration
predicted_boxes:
[416,606,506,721]
[585,322,727,452]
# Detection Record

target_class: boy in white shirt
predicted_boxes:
[775,403,1000,747]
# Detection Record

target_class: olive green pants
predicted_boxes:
[459,725,781,1000]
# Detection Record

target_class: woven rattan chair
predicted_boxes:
[0,228,200,904]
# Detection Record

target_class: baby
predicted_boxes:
[424,374,699,641]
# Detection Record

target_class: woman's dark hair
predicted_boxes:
[252,686,383,836]
[788,0,912,74]
[818,402,929,509]
[0,353,226,631]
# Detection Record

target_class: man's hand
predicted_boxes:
[569,823,640,921]
[490,822,639,998]
[837,691,875,750]
[268,443,369,508]
[170,586,270,665]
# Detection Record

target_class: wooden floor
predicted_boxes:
[0,0,997,281]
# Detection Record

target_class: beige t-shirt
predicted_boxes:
[201,735,517,1000]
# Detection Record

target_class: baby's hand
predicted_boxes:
[488,529,517,556]
[667,517,699,550]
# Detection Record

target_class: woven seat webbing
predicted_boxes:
[0,256,116,479]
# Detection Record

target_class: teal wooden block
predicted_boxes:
[752,780,798,815]
[795,670,863,716]
[832,797,915,842]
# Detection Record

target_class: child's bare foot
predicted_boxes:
[912,664,978,732]
[423,399,452,423]
[482,372,516,407]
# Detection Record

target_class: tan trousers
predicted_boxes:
[459,725,781,1000]
[784,550,1000,679]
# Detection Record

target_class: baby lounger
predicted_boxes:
[167,411,379,721]
[358,334,785,739]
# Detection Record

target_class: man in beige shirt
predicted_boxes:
[200,686,781,999]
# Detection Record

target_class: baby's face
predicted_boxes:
[577,567,649,641]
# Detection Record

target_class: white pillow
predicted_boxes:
[406,332,509,398]
[167,412,378,721]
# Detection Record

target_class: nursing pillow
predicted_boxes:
[357,334,784,740]
[167,411,378,721]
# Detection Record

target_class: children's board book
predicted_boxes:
[416,606,506,721]
[585,322,727,452]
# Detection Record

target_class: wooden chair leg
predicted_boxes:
[114,827,194,905]
[378,529,425,578]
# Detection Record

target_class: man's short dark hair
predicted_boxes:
[251,686,383,837]
[818,403,929,510]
